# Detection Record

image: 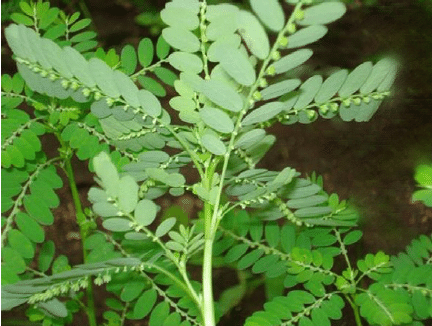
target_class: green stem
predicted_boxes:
[202,236,216,326]
[345,294,363,326]
[62,154,97,326]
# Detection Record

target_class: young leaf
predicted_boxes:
[155,217,177,237]
[200,107,234,133]
[237,10,270,59]
[250,0,285,32]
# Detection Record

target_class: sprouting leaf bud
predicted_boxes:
[94,91,102,100]
[372,93,384,100]
[362,96,371,104]
[49,74,57,81]
[330,102,339,112]
[342,99,351,107]
[319,104,329,114]
[287,23,297,34]
[253,91,262,101]
[82,88,91,97]
[272,51,281,61]
[39,70,48,77]
[279,36,289,47]
[266,65,276,76]
[259,78,268,88]
[306,109,316,120]
[295,10,304,21]
[61,80,69,89]
[106,97,115,107]
[353,97,361,105]
[71,81,80,91]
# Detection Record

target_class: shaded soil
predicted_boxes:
[2,0,432,325]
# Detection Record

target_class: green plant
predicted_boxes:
[1,1,431,326]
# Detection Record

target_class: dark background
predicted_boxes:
[2,0,432,325]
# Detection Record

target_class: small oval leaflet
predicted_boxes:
[242,102,284,126]
[138,38,154,68]
[120,44,137,75]
[261,79,301,100]
[273,49,313,75]
[216,45,256,86]
[118,175,138,214]
[93,151,120,198]
[315,69,348,104]
[294,75,323,109]
[102,218,132,232]
[168,52,203,74]
[201,79,243,112]
[134,199,157,227]
[199,107,234,134]
[89,57,120,98]
[360,57,397,94]
[339,62,373,98]
[235,129,266,149]
[237,10,270,60]
[202,133,226,155]
[250,0,285,32]
[162,27,200,53]
[287,25,328,49]
[160,6,199,30]
[299,2,347,26]
[155,217,177,237]
[137,89,162,117]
